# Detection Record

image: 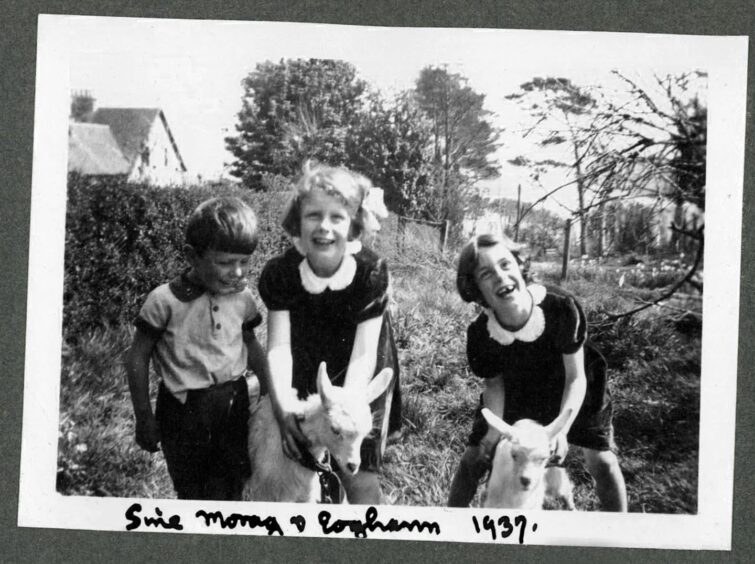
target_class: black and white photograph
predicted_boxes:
[16,13,747,549]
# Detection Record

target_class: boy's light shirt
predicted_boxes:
[136,272,262,403]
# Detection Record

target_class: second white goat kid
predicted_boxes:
[244,362,393,503]
[481,408,576,510]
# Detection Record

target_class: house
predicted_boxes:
[68,91,188,186]
[68,122,131,176]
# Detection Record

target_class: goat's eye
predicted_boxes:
[511,452,519,461]
[330,426,341,436]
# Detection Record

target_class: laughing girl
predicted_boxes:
[258,162,401,504]
[447,233,627,511]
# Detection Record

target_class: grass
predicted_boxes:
[57,245,701,513]
[57,328,173,498]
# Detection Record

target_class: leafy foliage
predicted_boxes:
[505,72,707,259]
[63,174,289,338]
[225,59,368,188]
[347,92,436,218]
[506,77,599,255]
[224,60,500,243]
[415,67,500,182]
[414,66,500,230]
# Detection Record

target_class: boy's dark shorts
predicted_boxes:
[467,394,615,452]
[156,377,251,500]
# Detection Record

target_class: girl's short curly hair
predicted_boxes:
[456,233,531,305]
[186,196,258,256]
[281,161,375,240]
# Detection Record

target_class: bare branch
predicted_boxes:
[670,222,704,241]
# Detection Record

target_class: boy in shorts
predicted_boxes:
[126,196,269,500]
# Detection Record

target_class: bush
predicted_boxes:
[63,174,290,339]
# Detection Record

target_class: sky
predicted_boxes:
[66,16,707,212]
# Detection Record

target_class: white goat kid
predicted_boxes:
[481,408,576,510]
[244,363,393,503]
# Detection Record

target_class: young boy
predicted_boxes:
[126,196,269,501]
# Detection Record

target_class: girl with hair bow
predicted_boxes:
[258,161,401,503]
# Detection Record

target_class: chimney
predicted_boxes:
[71,90,95,122]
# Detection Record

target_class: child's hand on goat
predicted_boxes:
[278,410,310,461]
[135,413,160,453]
[550,431,569,464]
[468,428,501,474]
[479,428,501,459]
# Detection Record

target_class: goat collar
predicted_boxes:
[294,240,361,294]
[292,426,344,504]
[294,436,331,474]
[485,284,546,346]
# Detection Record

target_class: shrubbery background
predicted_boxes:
[63,174,290,338]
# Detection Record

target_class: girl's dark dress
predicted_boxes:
[466,284,613,451]
[259,246,401,470]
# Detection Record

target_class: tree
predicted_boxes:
[505,72,707,261]
[225,59,367,189]
[413,66,500,231]
[604,71,707,253]
[346,92,436,218]
[505,77,600,256]
[517,206,564,256]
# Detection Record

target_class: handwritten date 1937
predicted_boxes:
[471,514,537,544]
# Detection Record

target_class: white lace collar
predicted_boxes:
[485,284,547,346]
[295,239,362,294]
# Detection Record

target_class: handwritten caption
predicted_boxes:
[125,503,538,543]
[125,503,440,538]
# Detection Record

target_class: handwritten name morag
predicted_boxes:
[195,509,284,536]
[319,506,441,539]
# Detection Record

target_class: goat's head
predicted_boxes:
[481,408,572,491]
[315,362,393,475]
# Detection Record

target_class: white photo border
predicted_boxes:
[18,14,748,550]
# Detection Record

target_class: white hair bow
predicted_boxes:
[362,187,389,231]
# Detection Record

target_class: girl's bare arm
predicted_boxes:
[265,310,307,457]
[344,315,383,389]
[560,347,587,433]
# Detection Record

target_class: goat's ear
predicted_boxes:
[317,362,335,409]
[544,408,572,440]
[365,368,393,404]
[481,408,515,440]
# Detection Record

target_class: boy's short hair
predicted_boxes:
[457,233,531,305]
[281,161,372,240]
[186,196,259,255]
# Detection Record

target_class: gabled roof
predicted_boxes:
[68,123,131,175]
[90,108,187,172]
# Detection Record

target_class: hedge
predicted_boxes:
[63,174,290,339]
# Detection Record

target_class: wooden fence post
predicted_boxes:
[514,184,521,242]
[561,218,572,281]
[441,220,450,253]
[397,216,405,253]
